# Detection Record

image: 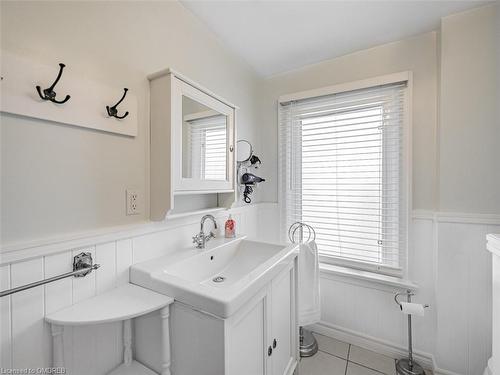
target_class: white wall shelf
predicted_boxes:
[45,284,173,375]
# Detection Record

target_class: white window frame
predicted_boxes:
[278,71,412,278]
[183,110,228,182]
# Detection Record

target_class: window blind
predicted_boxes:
[186,115,227,181]
[279,82,408,273]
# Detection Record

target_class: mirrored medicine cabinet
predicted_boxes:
[149,69,236,220]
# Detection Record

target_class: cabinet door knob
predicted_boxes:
[273,339,277,348]
[268,346,272,356]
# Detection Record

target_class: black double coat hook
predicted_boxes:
[36,63,71,104]
[106,88,129,119]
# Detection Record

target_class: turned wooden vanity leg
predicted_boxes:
[123,319,133,366]
[51,324,64,368]
[160,306,171,375]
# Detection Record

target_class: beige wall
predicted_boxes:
[1,1,497,246]
[258,4,499,216]
[0,1,261,245]
[257,32,439,211]
[439,4,499,214]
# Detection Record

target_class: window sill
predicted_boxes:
[319,263,418,290]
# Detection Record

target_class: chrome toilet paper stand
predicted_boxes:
[394,290,429,375]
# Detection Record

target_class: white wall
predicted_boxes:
[0,1,261,245]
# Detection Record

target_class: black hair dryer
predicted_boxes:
[241,173,265,203]
[241,173,265,185]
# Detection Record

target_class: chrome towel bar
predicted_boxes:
[0,252,100,298]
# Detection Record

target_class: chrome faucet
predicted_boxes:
[192,214,218,249]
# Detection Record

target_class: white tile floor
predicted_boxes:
[298,333,433,375]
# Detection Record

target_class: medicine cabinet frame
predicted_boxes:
[149,68,237,220]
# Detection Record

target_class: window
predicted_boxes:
[184,115,227,181]
[279,74,410,276]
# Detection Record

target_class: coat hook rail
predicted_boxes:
[0,252,100,298]
[36,63,71,104]
[107,88,129,119]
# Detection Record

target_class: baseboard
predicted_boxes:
[432,366,464,375]
[310,321,435,369]
[310,321,463,375]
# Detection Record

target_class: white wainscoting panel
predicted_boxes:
[319,274,408,347]
[116,239,133,286]
[0,204,263,374]
[268,206,494,375]
[0,205,494,375]
[0,265,12,369]
[44,251,73,314]
[314,214,497,375]
[435,222,495,375]
[408,216,437,354]
[10,258,50,369]
[95,242,117,294]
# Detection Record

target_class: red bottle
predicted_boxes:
[225,215,236,238]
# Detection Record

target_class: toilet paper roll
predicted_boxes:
[400,302,425,317]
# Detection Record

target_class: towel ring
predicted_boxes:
[288,222,316,244]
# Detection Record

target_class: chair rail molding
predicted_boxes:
[0,203,266,265]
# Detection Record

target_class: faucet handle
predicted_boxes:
[204,231,215,243]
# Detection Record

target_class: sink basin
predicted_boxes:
[131,235,298,318]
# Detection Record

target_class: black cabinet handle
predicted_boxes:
[268,346,272,356]
[273,339,277,349]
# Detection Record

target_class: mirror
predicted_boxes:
[182,95,228,181]
[236,139,253,163]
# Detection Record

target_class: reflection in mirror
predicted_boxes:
[182,95,227,181]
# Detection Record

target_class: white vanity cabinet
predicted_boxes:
[170,260,298,375]
[149,68,237,219]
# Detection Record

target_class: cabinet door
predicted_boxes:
[172,77,235,192]
[270,263,297,375]
[226,288,268,375]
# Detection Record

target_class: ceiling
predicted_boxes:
[181,1,491,77]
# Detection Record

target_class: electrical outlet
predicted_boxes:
[126,189,140,215]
